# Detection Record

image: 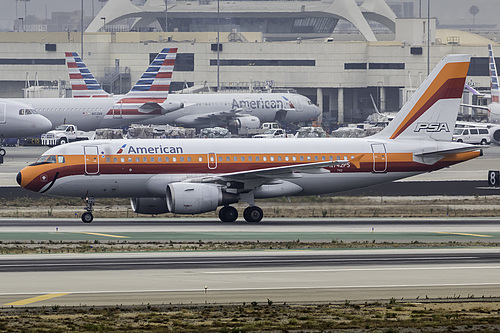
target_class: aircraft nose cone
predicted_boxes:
[16,172,22,186]
[39,117,53,132]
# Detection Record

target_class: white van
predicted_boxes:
[452,127,490,145]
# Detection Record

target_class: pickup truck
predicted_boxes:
[253,128,288,138]
[41,124,94,146]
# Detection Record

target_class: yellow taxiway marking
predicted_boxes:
[434,232,492,238]
[5,293,69,306]
[74,232,130,238]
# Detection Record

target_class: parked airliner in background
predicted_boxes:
[462,44,500,123]
[66,52,321,129]
[10,48,181,132]
[0,100,52,156]
[17,54,480,223]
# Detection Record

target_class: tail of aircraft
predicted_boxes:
[489,44,499,104]
[121,48,177,102]
[373,54,470,142]
[65,52,110,98]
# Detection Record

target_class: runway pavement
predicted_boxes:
[0,248,500,306]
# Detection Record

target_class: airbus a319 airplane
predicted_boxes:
[0,99,52,156]
[17,54,481,223]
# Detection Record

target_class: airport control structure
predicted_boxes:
[0,0,498,131]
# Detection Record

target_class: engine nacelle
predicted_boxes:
[234,116,260,129]
[161,100,184,113]
[130,197,169,215]
[166,183,238,214]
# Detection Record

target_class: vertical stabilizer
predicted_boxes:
[373,54,470,142]
[65,52,110,98]
[121,48,177,102]
[489,44,500,104]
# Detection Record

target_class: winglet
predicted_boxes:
[372,54,471,142]
[65,52,110,98]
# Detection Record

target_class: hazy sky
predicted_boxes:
[0,0,499,31]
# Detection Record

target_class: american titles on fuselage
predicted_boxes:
[231,97,292,110]
[116,144,184,155]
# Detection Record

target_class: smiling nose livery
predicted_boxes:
[17,54,482,223]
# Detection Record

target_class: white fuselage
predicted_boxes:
[0,99,52,138]
[21,137,477,199]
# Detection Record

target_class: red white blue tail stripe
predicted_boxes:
[65,52,110,98]
[121,48,177,102]
[489,44,499,103]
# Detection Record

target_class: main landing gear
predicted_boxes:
[81,196,95,223]
[218,205,264,223]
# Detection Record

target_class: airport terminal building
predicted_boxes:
[0,0,498,130]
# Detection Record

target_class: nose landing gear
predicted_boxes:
[81,196,95,223]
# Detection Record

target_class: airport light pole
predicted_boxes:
[427,0,430,76]
[217,0,220,91]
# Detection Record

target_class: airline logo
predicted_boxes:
[414,122,450,133]
[232,96,292,110]
[116,144,127,154]
[65,52,109,98]
[389,60,469,139]
[122,48,177,101]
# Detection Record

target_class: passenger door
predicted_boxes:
[84,146,100,175]
[371,143,387,173]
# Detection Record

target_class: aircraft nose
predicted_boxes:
[38,116,53,132]
[16,172,22,186]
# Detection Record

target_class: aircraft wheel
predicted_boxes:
[243,206,264,223]
[0,148,5,157]
[219,206,238,222]
[81,212,94,223]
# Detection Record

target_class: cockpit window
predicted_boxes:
[58,156,65,163]
[31,155,58,166]
[19,109,37,115]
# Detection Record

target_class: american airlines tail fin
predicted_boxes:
[65,52,110,98]
[121,48,177,102]
[489,44,499,104]
[373,54,470,142]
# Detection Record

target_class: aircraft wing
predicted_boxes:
[461,103,489,110]
[187,159,360,189]
[193,108,242,121]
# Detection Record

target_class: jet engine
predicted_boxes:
[130,197,169,215]
[166,183,238,214]
[162,100,184,113]
[490,126,500,144]
[234,116,260,129]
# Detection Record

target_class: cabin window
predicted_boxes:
[322,156,326,161]
[292,156,296,161]
[136,157,139,162]
[344,155,348,161]
[173,157,177,162]
[219,156,223,162]
[158,157,162,162]
[57,156,65,163]
[241,156,244,161]
[128,157,132,162]
[226,156,230,161]
[113,157,117,162]
[307,156,311,161]
[165,157,169,162]
[188,157,192,162]
[198,157,202,162]
[234,156,237,161]
[106,157,110,163]
[120,157,125,163]
[180,157,184,162]
[151,157,155,162]
[300,156,304,161]
[285,156,289,161]
[336,156,340,160]
[278,156,282,161]
[255,156,260,161]
[143,157,147,162]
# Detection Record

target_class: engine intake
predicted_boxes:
[234,116,260,129]
[166,183,238,214]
